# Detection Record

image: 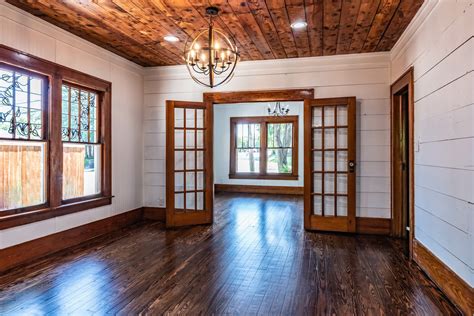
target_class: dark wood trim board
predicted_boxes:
[0,208,143,273]
[413,240,473,315]
[215,184,304,195]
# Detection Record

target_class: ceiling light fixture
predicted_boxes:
[184,6,239,88]
[268,102,290,116]
[290,21,308,29]
[164,35,179,42]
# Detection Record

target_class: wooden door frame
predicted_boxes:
[203,88,314,189]
[390,67,415,258]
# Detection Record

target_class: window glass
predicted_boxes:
[235,123,260,173]
[0,67,46,211]
[267,123,293,173]
[61,84,101,200]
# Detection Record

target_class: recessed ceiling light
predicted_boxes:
[164,35,179,42]
[291,21,307,29]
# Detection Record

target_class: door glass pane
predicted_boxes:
[186,151,195,170]
[312,107,322,127]
[313,173,322,194]
[324,128,335,149]
[313,151,322,171]
[313,195,322,215]
[196,130,204,149]
[324,106,335,126]
[337,128,348,149]
[324,151,335,171]
[175,172,184,191]
[185,108,195,128]
[175,151,184,170]
[325,173,335,194]
[337,106,347,125]
[313,129,322,149]
[324,196,335,216]
[196,150,204,169]
[175,130,184,149]
[175,193,184,209]
[196,109,204,128]
[197,171,204,190]
[197,192,204,210]
[175,108,184,128]
[186,172,195,190]
[186,130,195,148]
[186,192,195,210]
[337,174,347,194]
[337,196,348,216]
[337,151,348,171]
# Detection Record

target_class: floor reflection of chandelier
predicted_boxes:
[184,7,239,88]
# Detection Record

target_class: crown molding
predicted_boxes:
[390,0,440,62]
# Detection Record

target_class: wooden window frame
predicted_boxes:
[229,115,299,180]
[0,45,112,230]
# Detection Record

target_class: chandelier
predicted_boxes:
[268,102,290,116]
[184,7,239,88]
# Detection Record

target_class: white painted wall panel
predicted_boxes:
[0,2,144,248]
[143,52,392,219]
[391,0,474,286]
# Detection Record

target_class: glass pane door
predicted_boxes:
[166,101,213,227]
[304,98,356,232]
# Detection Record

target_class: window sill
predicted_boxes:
[229,173,299,181]
[0,196,113,230]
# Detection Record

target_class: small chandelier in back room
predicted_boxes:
[268,102,290,116]
[184,7,240,88]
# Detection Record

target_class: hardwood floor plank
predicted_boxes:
[0,193,460,315]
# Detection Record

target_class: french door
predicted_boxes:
[304,97,356,232]
[166,100,213,227]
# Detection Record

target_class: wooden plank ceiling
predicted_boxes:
[6,0,424,67]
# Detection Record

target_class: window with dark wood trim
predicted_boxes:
[0,45,112,229]
[229,116,298,180]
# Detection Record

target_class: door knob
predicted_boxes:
[348,161,355,173]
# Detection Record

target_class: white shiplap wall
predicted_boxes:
[391,0,473,286]
[0,1,144,248]
[143,53,392,219]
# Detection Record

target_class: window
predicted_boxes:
[61,84,101,201]
[0,65,47,212]
[0,45,111,228]
[230,116,298,180]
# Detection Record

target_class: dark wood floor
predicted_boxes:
[0,193,459,315]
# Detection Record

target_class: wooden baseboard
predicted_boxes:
[0,208,143,273]
[356,217,391,235]
[215,184,304,195]
[413,240,473,315]
[143,207,166,221]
